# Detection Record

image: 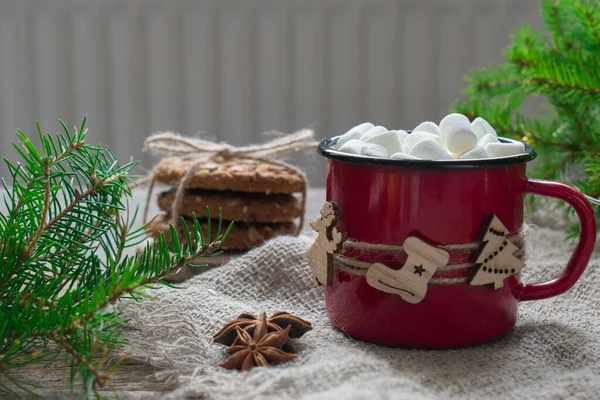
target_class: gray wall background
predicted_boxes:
[0,0,542,186]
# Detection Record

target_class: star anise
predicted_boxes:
[218,315,297,371]
[213,311,312,352]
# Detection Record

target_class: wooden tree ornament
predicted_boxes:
[365,237,449,304]
[307,201,347,286]
[468,215,525,289]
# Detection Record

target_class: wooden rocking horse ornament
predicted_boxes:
[307,201,347,286]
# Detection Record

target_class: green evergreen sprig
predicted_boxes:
[0,119,232,397]
[453,0,600,235]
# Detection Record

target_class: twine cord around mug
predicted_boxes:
[334,228,532,285]
[141,130,318,235]
[343,232,522,252]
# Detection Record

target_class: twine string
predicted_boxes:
[335,228,532,285]
[343,232,522,253]
[141,130,317,235]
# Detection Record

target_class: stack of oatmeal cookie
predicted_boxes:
[146,157,305,255]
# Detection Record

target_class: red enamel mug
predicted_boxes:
[318,135,596,349]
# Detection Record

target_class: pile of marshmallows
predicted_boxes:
[334,113,526,161]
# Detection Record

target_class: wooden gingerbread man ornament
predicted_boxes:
[366,237,449,304]
[307,201,347,286]
[469,215,525,289]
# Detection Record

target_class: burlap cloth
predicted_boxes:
[117,224,600,399]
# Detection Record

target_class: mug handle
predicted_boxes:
[518,179,596,301]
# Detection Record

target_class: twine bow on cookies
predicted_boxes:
[142,129,318,234]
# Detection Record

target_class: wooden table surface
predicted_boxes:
[2,188,325,399]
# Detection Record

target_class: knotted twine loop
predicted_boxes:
[141,129,318,235]
[333,224,536,284]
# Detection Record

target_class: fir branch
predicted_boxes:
[583,5,600,45]
[544,0,576,51]
[50,331,110,389]
[25,160,50,256]
[0,119,232,397]
[528,75,600,97]
[43,171,118,234]
[453,0,600,236]
[505,24,548,68]
[463,64,525,98]
[553,98,591,143]
[36,217,107,264]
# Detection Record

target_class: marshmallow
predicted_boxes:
[413,121,441,136]
[439,113,471,141]
[485,142,525,158]
[408,138,452,160]
[471,117,497,140]
[404,131,444,152]
[335,117,512,161]
[439,113,477,154]
[360,143,388,158]
[396,129,409,144]
[350,122,375,134]
[478,133,500,148]
[390,152,420,160]
[361,126,388,141]
[337,139,364,155]
[336,122,374,148]
[457,146,489,160]
[445,126,477,154]
[365,131,404,154]
[336,130,362,149]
